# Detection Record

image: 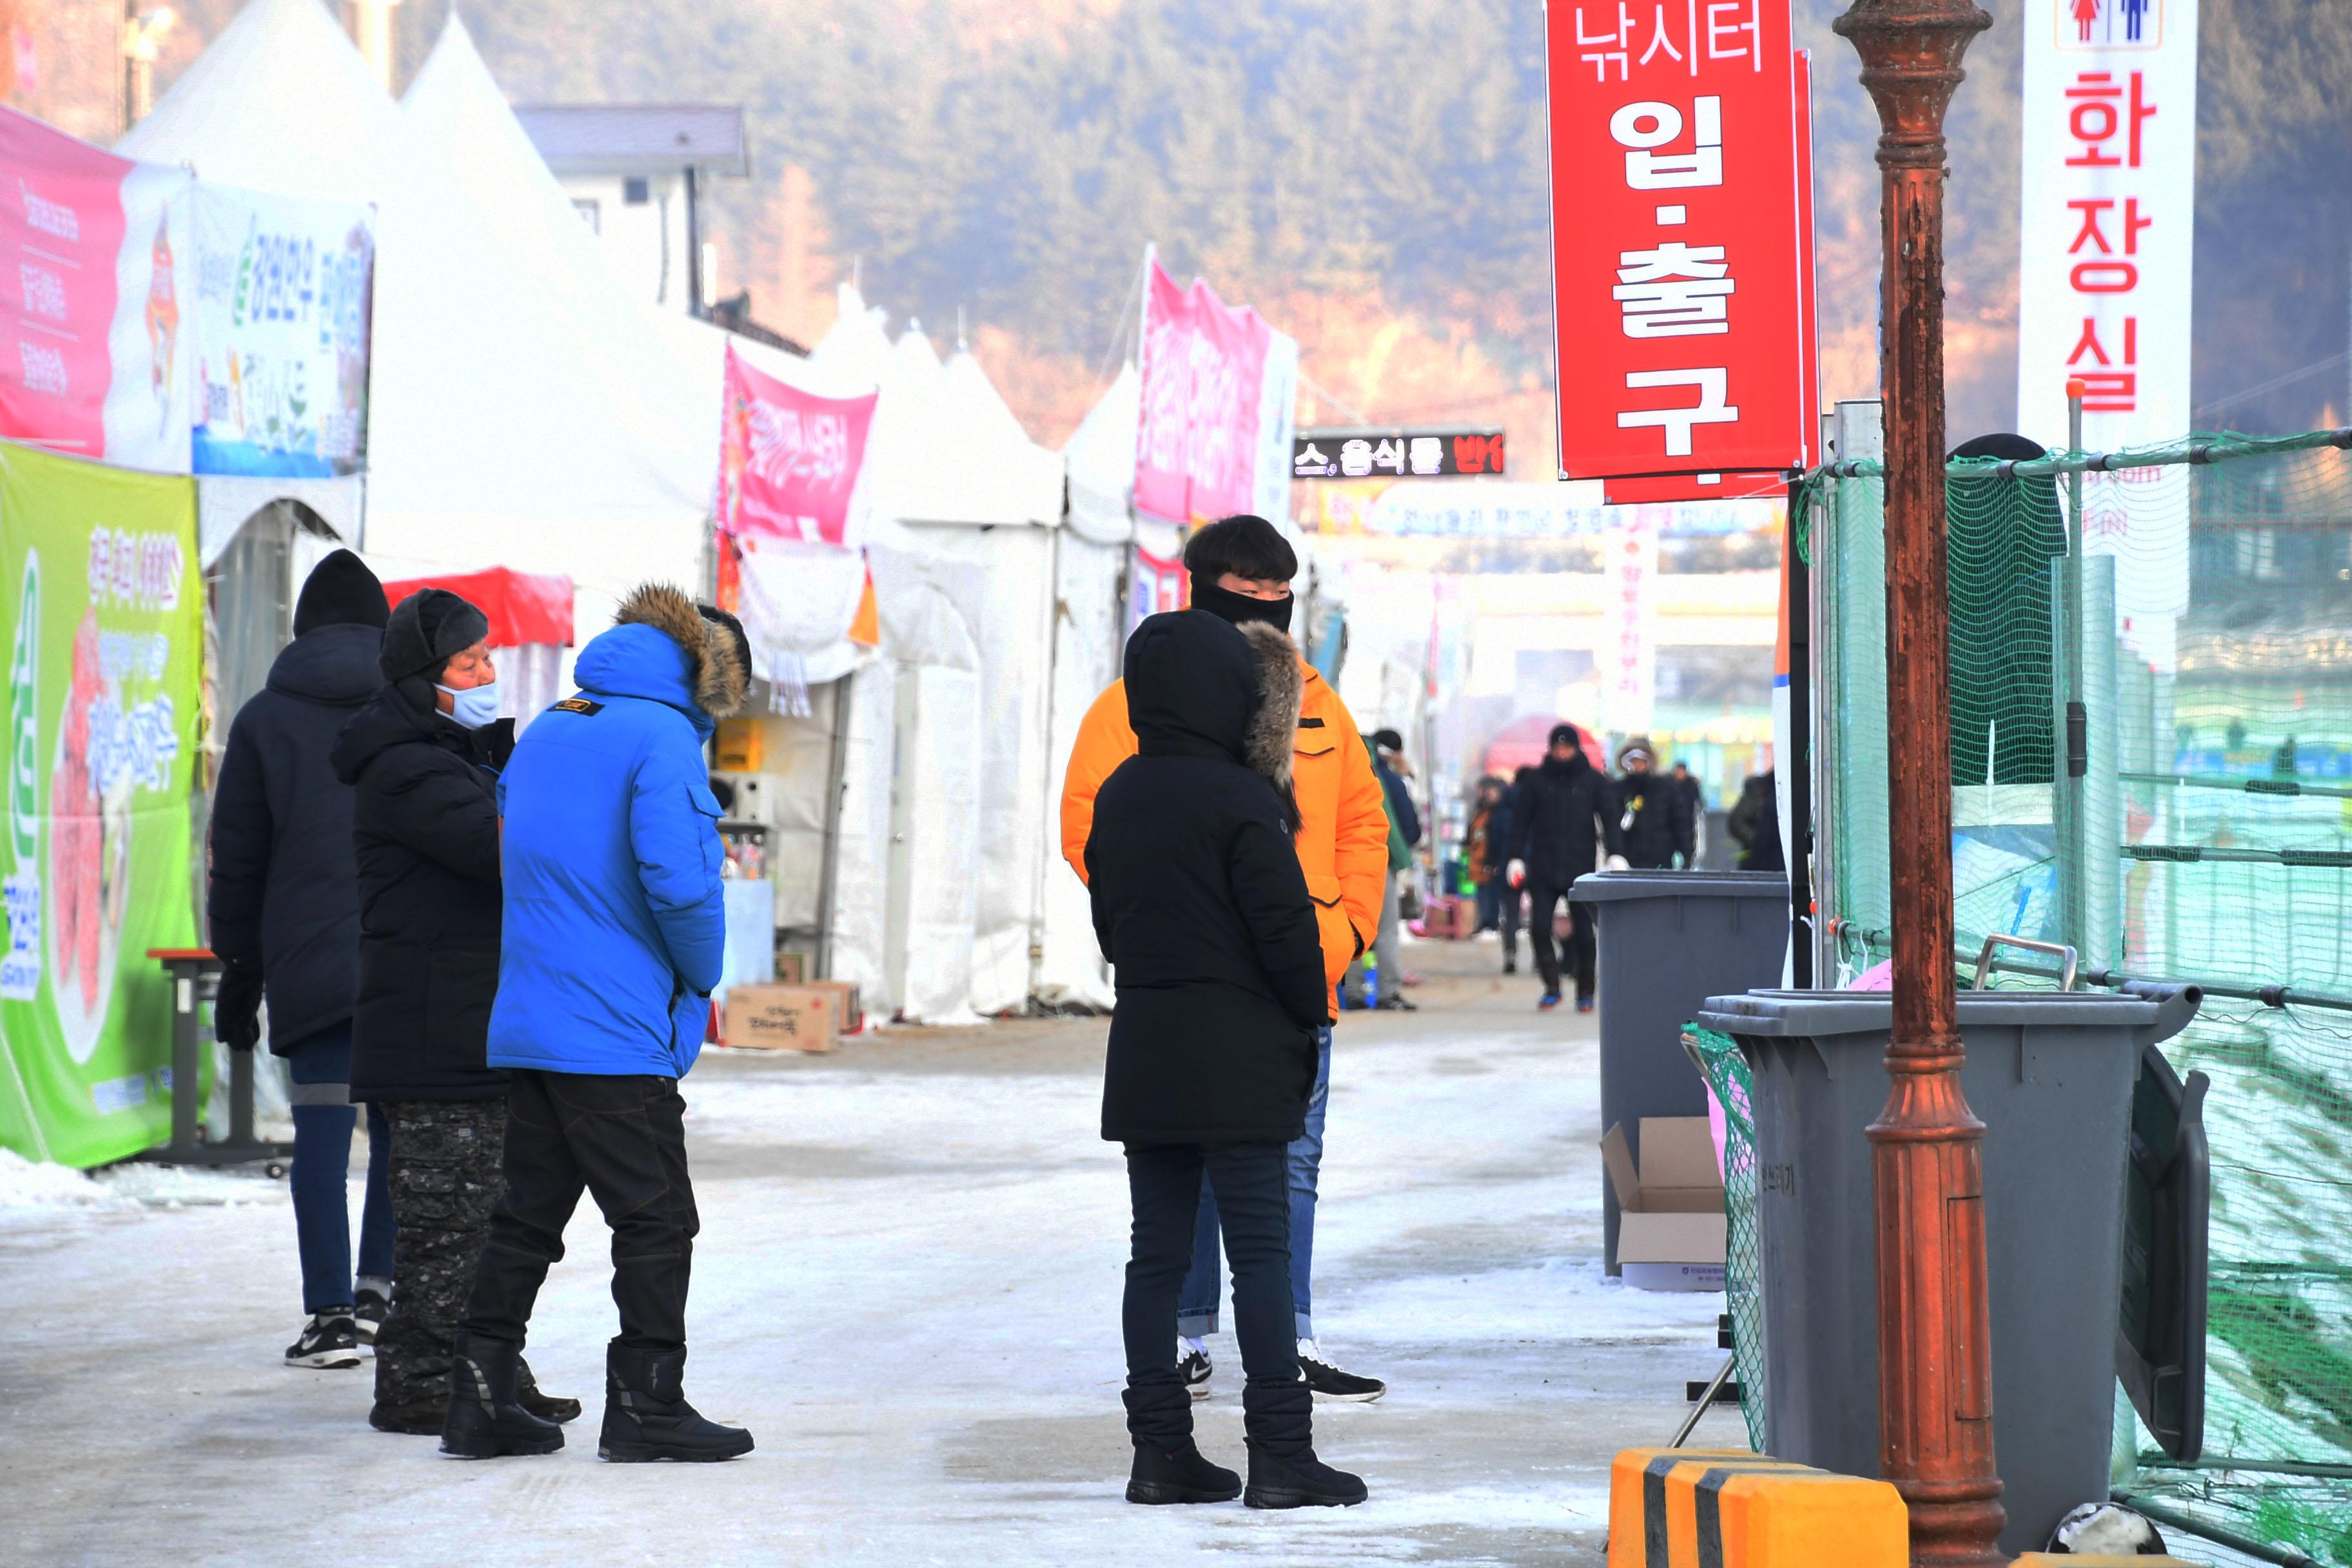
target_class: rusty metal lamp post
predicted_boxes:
[1830,2,2006,1564]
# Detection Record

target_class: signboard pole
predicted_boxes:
[1832,3,2007,1564]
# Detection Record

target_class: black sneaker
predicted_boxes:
[1179,1344,1213,1401]
[1297,1340,1384,1402]
[354,1286,390,1346]
[286,1311,364,1369]
[1374,994,1418,1012]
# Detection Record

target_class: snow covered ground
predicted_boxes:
[0,939,1744,1567]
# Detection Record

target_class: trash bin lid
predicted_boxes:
[1696,988,2162,1040]
[1569,870,1790,903]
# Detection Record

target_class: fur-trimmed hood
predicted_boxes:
[1124,609,1304,831]
[608,583,748,721]
[1239,620,1304,832]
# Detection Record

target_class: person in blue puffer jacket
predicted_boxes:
[446,583,755,1465]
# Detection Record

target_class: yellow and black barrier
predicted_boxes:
[1607,1447,1908,1568]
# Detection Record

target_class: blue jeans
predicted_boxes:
[287,1024,397,1314]
[1177,1025,1331,1341]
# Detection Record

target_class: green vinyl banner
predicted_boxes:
[0,440,201,1167]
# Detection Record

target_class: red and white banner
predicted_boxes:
[2017,0,2197,674]
[1126,544,1187,638]
[1133,251,1295,525]
[716,344,879,547]
[0,107,192,472]
[1546,3,1816,481]
[1601,515,1662,734]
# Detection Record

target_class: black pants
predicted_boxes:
[1122,1141,1298,1447]
[1489,874,1522,961]
[375,1097,507,1408]
[1527,879,1596,1003]
[464,1070,699,1352]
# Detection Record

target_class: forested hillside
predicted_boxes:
[93,0,2352,455]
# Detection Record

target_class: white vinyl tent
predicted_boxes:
[121,0,709,639]
[1037,366,1142,1011]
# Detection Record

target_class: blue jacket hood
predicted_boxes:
[574,622,715,739]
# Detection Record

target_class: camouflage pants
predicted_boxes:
[373,1098,508,1409]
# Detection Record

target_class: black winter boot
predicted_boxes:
[440,1331,564,1459]
[1126,1440,1241,1505]
[598,1342,754,1463]
[516,1357,582,1424]
[1240,1377,1366,1509]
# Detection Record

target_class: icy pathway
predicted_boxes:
[0,939,1738,1566]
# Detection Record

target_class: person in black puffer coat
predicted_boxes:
[1086,609,1367,1511]
[1505,723,1623,1012]
[1612,736,1695,870]
[208,549,397,1369]
[329,587,573,1437]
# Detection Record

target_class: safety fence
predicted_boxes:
[1805,422,2352,1563]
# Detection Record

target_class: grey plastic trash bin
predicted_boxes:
[1696,985,2200,1558]
[1571,870,1788,1274]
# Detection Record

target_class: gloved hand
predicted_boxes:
[1605,854,1631,871]
[1507,859,1526,889]
[212,960,264,1051]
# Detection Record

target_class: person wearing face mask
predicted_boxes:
[1061,514,1393,1405]
[330,588,576,1437]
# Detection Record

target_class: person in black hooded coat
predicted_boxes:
[1085,609,1366,1510]
[328,587,573,1436]
[1506,723,1623,1011]
[206,549,397,1367]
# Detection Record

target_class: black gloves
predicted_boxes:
[211,960,264,1051]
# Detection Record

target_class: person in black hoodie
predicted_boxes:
[1505,723,1623,1012]
[1086,609,1366,1511]
[208,550,398,1370]
[1612,736,1695,870]
[329,588,574,1437]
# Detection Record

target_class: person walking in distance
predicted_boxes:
[1462,776,1506,939]
[1505,723,1624,1013]
[331,589,578,1435]
[1496,765,1535,974]
[1340,730,1417,1012]
[1088,609,1366,1509]
[1061,514,1391,1404]
[446,586,752,1463]
[208,550,398,1370]
[1611,736,1695,870]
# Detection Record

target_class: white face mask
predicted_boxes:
[437,680,502,730]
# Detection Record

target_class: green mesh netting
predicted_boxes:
[1813,430,2352,1563]
[1687,1025,1767,1453]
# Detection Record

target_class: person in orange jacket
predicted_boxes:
[1061,513,1392,1404]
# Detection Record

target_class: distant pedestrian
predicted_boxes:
[449,586,752,1464]
[1729,772,1786,873]
[1496,765,1536,972]
[1612,736,1694,870]
[1086,609,1366,1509]
[1463,776,1507,936]
[207,550,397,1371]
[1505,724,1623,1012]
[1341,730,1417,1012]
[332,588,576,1436]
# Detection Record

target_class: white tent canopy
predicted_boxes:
[121,0,707,634]
[1061,362,1140,545]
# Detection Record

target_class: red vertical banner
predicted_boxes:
[715,344,879,547]
[1545,3,1816,481]
[1133,258,1196,523]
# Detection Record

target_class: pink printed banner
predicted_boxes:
[716,343,879,547]
[0,107,191,472]
[1133,252,1277,525]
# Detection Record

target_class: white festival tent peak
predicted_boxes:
[121,0,707,635]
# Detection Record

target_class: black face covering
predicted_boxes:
[1189,574,1295,635]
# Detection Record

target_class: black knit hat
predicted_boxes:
[381,588,491,684]
[293,549,388,636]
[1548,722,1583,752]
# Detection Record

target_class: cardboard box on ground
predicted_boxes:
[1602,1117,1727,1292]
[721,981,864,1052]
